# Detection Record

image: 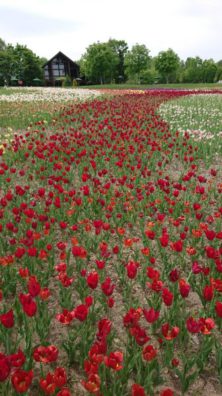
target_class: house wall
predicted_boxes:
[43,53,79,86]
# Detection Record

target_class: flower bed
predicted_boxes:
[0,90,222,395]
[0,87,100,102]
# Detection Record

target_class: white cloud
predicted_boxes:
[0,0,221,61]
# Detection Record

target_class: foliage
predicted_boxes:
[155,48,180,83]
[62,75,72,87]
[125,43,151,83]
[0,47,14,85]
[80,41,119,84]
[10,44,43,85]
[202,59,217,83]
[0,40,44,86]
[107,39,128,82]
[1,36,222,87]
[181,57,218,83]
[0,38,6,51]
[215,60,222,82]
[182,57,203,83]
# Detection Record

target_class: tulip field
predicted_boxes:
[0,87,222,395]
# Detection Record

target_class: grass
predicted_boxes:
[0,87,66,131]
[0,100,65,131]
[1,83,222,96]
[81,82,222,90]
[0,87,38,95]
[158,93,222,160]
[0,87,100,131]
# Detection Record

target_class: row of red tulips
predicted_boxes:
[0,90,222,395]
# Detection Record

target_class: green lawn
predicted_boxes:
[1,83,222,95]
[81,82,222,90]
[0,87,100,131]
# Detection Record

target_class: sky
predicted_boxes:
[0,0,221,62]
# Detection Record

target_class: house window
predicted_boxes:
[53,70,60,77]
[44,66,49,78]
[52,60,66,77]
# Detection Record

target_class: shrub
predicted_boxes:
[62,75,72,87]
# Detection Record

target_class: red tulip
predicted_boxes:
[143,307,159,323]
[162,288,174,306]
[104,351,123,370]
[131,383,146,396]
[87,271,99,289]
[179,279,190,298]
[19,293,37,317]
[11,369,33,393]
[215,301,222,318]
[81,373,101,393]
[33,345,58,363]
[0,309,14,328]
[0,354,11,382]
[142,344,157,361]
[74,304,88,322]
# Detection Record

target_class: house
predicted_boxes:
[43,51,80,86]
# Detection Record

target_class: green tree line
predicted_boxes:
[0,38,46,86]
[0,36,222,86]
[81,40,222,84]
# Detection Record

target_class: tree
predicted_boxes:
[0,42,43,86]
[0,45,14,85]
[39,57,48,67]
[215,60,222,82]
[181,57,217,83]
[80,41,119,84]
[182,57,203,83]
[11,44,43,85]
[202,59,217,83]
[107,39,128,82]
[0,38,10,84]
[125,44,150,83]
[0,38,6,51]
[155,48,180,83]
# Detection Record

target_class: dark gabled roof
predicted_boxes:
[42,51,79,68]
